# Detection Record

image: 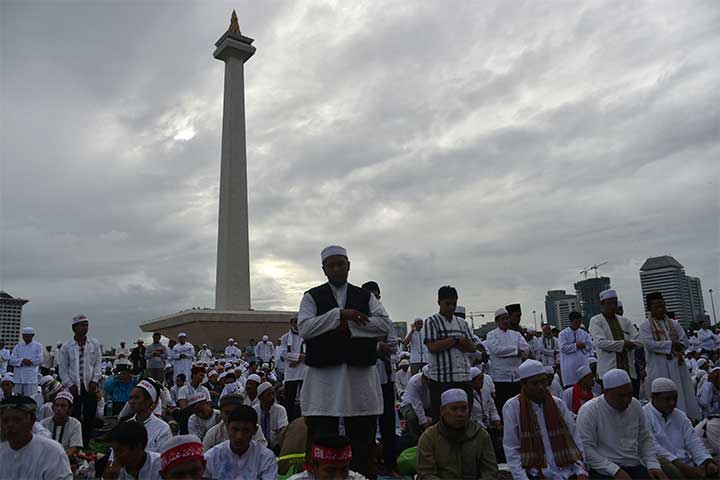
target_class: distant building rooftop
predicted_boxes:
[640,255,684,271]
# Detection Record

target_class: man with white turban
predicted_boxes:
[9,327,43,397]
[643,377,718,479]
[255,336,274,365]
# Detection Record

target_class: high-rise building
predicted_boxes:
[574,277,611,328]
[639,255,695,327]
[0,290,29,349]
[687,276,705,324]
[545,290,580,329]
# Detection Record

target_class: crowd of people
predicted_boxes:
[0,245,719,479]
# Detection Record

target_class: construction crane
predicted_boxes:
[579,261,608,279]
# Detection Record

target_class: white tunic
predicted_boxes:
[57,337,103,390]
[533,335,559,367]
[502,394,587,479]
[0,348,11,374]
[197,348,214,363]
[395,368,411,398]
[697,381,720,417]
[576,396,660,476]
[399,372,431,425]
[170,342,195,381]
[470,382,500,428]
[224,345,241,361]
[9,340,43,384]
[407,330,429,364]
[202,421,267,451]
[205,440,277,480]
[298,282,391,417]
[0,434,72,480]
[561,386,595,413]
[254,402,288,449]
[558,327,594,387]
[255,341,275,364]
[40,416,83,449]
[131,414,172,453]
[279,330,306,382]
[643,403,711,466]
[588,314,640,378]
[188,409,222,441]
[117,451,161,480]
[638,317,702,419]
[484,327,529,382]
[697,328,719,351]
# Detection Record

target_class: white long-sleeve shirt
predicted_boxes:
[395,368,411,398]
[697,381,720,417]
[0,434,72,480]
[224,345,241,361]
[197,348,213,363]
[117,451,161,480]
[57,337,103,390]
[471,380,500,428]
[399,372,431,425]
[643,403,711,466]
[534,335,559,367]
[131,414,172,453]
[697,328,719,351]
[170,342,195,381]
[406,330,429,364]
[576,396,660,476]
[188,409,222,441]
[255,341,275,364]
[254,402,288,449]
[9,340,44,384]
[588,314,640,378]
[0,348,11,374]
[484,327,529,382]
[279,330,305,382]
[558,327,594,387]
[297,282,391,417]
[205,440,277,480]
[502,394,587,480]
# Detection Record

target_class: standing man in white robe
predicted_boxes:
[171,333,195,382]
[404,318,429,375]
[558,311,594,387]
[589,289,642,397]
[197,344,214,363]
[224,339,241,362]
[280,313,305,423]
[535,324,559,368]
[298,245,391,477]
[9,327,43,396]
[639,292,702,420]
[255,336,274,365]
[0,341,10,375]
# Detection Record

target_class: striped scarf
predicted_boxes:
[518,387,582,471]
[650,315,684,366]
[605,315,630,374]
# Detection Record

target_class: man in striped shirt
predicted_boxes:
[423,285,477,423]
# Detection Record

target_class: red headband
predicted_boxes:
[311,444,352,464]
[161,442,204,472]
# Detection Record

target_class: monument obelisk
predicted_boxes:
[213,11,254,311]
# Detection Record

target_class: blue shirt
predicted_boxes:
[103,374,139,403]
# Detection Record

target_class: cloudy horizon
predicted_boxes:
[1,0,719,347]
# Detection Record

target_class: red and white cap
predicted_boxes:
[160,435,205,473]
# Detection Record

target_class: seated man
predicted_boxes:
[288,434,365,480]
[644,377,718,479]
[546,366,563,398]
[128,379,173,453]
[577,368,666,479]
[417,388,498,480]
[503,359,588,480]
[698,366,720,417]
[205,405,277,479]
[0,396,72,479]
[202,394,267,450]
[187,392,221,441]
[253,381,288,454]
[159,434,206,480]
[399,365,432,441]
[562,365,596,414]
[39,390,83,456]
[106,420,162,480]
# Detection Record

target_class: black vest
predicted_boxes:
[304,283,377,368]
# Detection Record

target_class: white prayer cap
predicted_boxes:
[208,370,218,377]
[0,373,14,384]
[495,307,508,318]
[137,379,159,403]
[651,377,677,394]
[441,388,468,406]
[469,367,483,380]
[178,332,187,337]
[257,382,274,398]
[398,359,410,367]
[187,392,208,407]
[576,365,592,380]
[599,289,618,301]
[159,434,204,473]
[55,391,74,405]
[224,363,233,369]
[261,363,270,370]
[72,314,88,325]
[528,328,536,333]
[39,375,54,387]
[218,372,228,381]
[21,326,34,335]
[519,360,545,380]
[421,365,430,377]
[321,245,348,262]
[602,368,631,389]
[399,352,410,359]
[544,366,555,375]
[697,358,708,368]
[588,357,598,365]
[710,366,720,374]
[228,338,234,342]
[455,306,466,315]
[262,335,269,341]
[246,374,262,384]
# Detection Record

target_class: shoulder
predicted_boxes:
[205,440,228,459]
[502,395,520,415]
[33,434,67,454]
[306,283,330,296]
[39,417,52,428]
[577,396,601,416]
[417,423,439,445]
[589,314,604,325]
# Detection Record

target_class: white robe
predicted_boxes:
[118,451,161,480]
[0,434,72,480]
[131,414,172,453]
[588,314,640,379]
[204,440,277,480]
[643,403,711,466]
[170,342,195,381]
[558,327,594,387]
[638,316,702,419]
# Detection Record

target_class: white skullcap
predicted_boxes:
[588,357,598,365]
[602,368,631,389]
[414,317,424,323]
[651,377,677,393]
[246,374,262,384]
[218,372,228,381]
[697,358,708,368]
[55,391,74,405]
[21,326,34,335]
[421,365,430,377]
[257,382,274,398]
[599,289,618,301]
[398,359,410,367]
[228,338,234,342]
[262,335,269,341]
[0,373,14,384]
[576,365,592,380]
[137,379,159,403]
[187,392,208,407]
[544,366,555,375]
[519,360,546,380]
[321,245,348,262]
[261,363,270,370]
[178,332,187,337]
[72,314,88,325]
[207,370,218,377]
[495,307,508,318]
[528,328,536,333]
[710,366,720,374]
[399,351,410,359]
[455,306,466,315]
[159,434,204,472]
[441,388,468,406]
[39,375,54,386]
[224,363,232,369]
[469,367,483,380]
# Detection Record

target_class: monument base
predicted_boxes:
[140,309,293,353]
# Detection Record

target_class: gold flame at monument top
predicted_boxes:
[229,10,240,34]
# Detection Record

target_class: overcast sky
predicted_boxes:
[1,1,719,347]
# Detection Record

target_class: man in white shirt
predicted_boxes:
[187,392,222,441]
[639,292,702,419]
[9,327,43,396]
[535,324,559,367]
[128,379,173,452]
[39,391,83,456]
[288,434,367,480]
[298,245,391,477]
[698,319,720,356]
[0,396,72,480]
[404,318,429,375]
[116,341,131,362]
[254,381,288,454]
[105,420,162,480]
[0,341,11,375]
[255,335,275,365]
[589,289,642,397]
[205,405,277,479]
[57,314,103,446]
[561,365,596,414]
[485,307,530,418]
[197,344,213,363]
[697,366,720,417]
[643,377,718,479]
[400,366,432,440]
[280,313,305,422]
[558,311,594,387]
[224,338,241,362]
[395,359,411,399]
[424,285,477,423]
[41,345,54,376]
[576,368,666,479]
[177,365,211,410]
[170,333,195,382]
[202,394,268,450]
